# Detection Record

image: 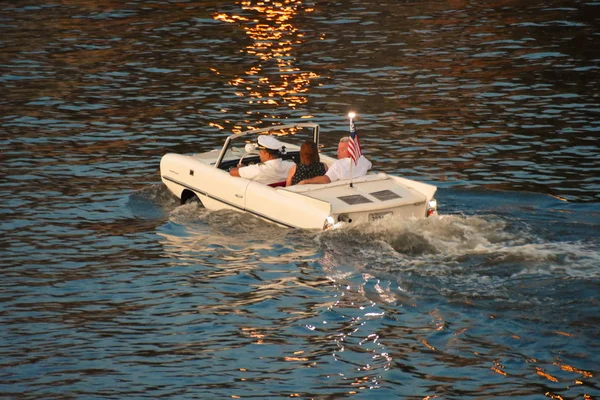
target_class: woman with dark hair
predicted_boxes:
[286,140,328,186]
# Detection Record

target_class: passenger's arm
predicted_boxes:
[298,175,331,185]
[229,166,241,177]
[285,164,297,187]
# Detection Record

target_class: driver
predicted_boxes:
[229,135,295,185]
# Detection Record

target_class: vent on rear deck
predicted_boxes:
[338,195,373,205]
[370,189,401,201]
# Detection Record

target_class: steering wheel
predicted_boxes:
[238,152,260,167]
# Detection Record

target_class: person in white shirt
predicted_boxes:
[298,136,372,185]
[229,135,294,185]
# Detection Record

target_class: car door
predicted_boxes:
[191,164,250,211]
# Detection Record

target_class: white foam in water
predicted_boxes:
[130,183,181,208]
[168,201,206,222]
[320,213,600,281]
[505,241,600,278]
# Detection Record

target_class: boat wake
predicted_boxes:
[316,213,600,317]
[138,184,598,294]
[126,183,181,218]
[318,213,598,278]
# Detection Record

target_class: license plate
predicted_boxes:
[369,211,392,222]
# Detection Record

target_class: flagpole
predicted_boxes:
[348,112,355,188]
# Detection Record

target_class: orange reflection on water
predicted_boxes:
[284,356,309,362]
[214,0,318,113]
[491,361,507,376]
[536,367,559,382]
[554,331,573,337]
[421,338,436,351]
[554,362,593,378]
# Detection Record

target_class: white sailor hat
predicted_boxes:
[257,135,283,151]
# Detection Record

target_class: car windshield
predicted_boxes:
[216,124,318,168]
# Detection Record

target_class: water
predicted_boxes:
[1,0,599,398]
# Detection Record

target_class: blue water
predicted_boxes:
[1,0,599,398]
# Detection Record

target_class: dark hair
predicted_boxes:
[300,140,320,165]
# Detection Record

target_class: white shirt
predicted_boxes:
[325,156,372,182]
[239,159,295,185]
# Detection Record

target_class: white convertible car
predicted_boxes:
[160,123,438,230]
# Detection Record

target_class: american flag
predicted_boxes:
[348,119,362,165]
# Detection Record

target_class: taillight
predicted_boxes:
[323,215,336,230]
[427,198,438,217]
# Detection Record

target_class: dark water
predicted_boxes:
[1,0,599,399]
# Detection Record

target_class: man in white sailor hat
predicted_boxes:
[229,135,295,185]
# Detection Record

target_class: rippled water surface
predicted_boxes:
[1,0,599,399]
